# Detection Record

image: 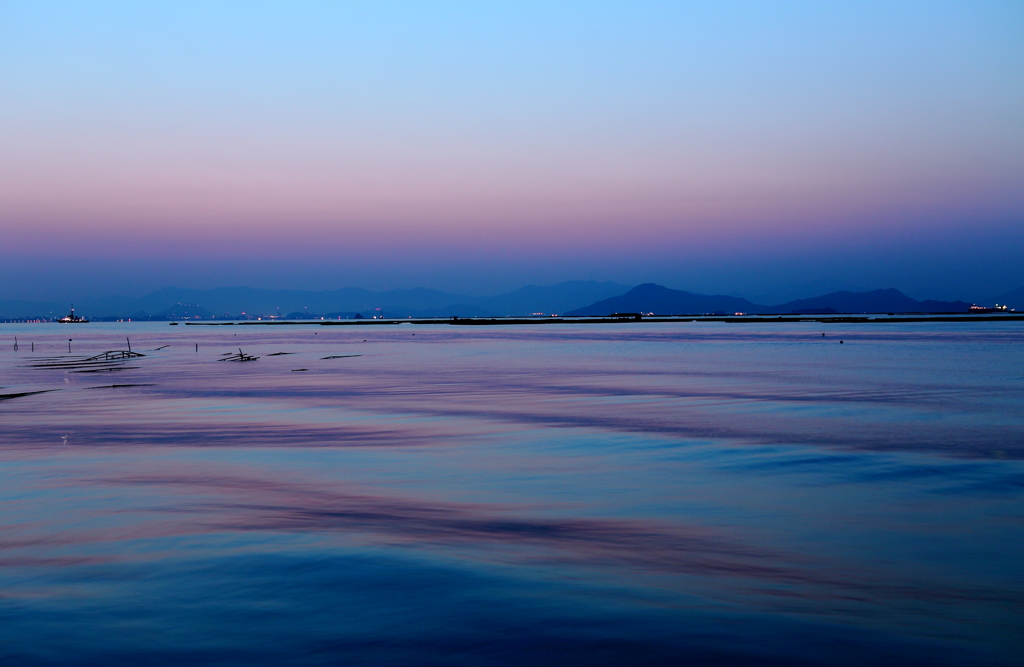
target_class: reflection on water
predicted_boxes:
[1,322,1022,665]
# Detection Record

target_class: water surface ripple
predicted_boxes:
[1,322,1022,665]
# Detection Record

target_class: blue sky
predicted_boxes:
[1,1,1021,301]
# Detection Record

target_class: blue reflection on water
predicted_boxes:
[0,322,1022,665]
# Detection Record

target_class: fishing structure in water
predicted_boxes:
[219,348,260,362]
[27,349,145,373]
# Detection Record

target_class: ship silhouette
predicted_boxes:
[58,305,89,323]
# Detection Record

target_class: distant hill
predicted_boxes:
[0,299,63,320]
[993,287,1024,310]
[112,281,631,318]
[565,284,973,316]
[481,281,632,316]
[772,289,972,314]
[564,284,761,316]
[0,280,634,320]
[0,281,988,320]
[108,286,468,318]
[157,303,215,320]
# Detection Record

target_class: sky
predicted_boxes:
[1,1,1022,302]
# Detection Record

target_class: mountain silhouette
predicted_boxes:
[0,282,989,320]
[0,281,634,320]
[774,288,971,314]
[564,284,761,316]
[112,280,632,318]
[564,285,973,316]
[993,286,1024,310]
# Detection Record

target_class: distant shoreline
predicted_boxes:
[181,314,1024,326]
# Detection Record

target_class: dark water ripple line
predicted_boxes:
[35,472,1013,611]
[712,448,1024,495]
[265,402,1024,459]
[0,424,438,449]
[154,379,998,409]
[0,556,112,568]
[2,402,1020,459]
[137,368,1020,417]
[126,360,1022,416]
[2,369,1021,458]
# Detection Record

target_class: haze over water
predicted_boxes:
[1,321,1021,665]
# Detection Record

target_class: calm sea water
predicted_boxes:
[0,321,1022,666]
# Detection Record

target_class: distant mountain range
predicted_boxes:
[0,281,631,320]
[0,280,1018,321]
[564,284,978,316]
[994,286,1024,309]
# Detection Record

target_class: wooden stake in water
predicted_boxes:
[127,337,131,352]
[68,339,72,353]
[13,337,17,351]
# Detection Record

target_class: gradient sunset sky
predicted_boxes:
[1,2,1021,301]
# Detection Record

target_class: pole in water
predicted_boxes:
[31,342,34,352]
[68,339,72,353]
[127,337,131,352]
[196,343,198,353]
[13,336,17,351]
